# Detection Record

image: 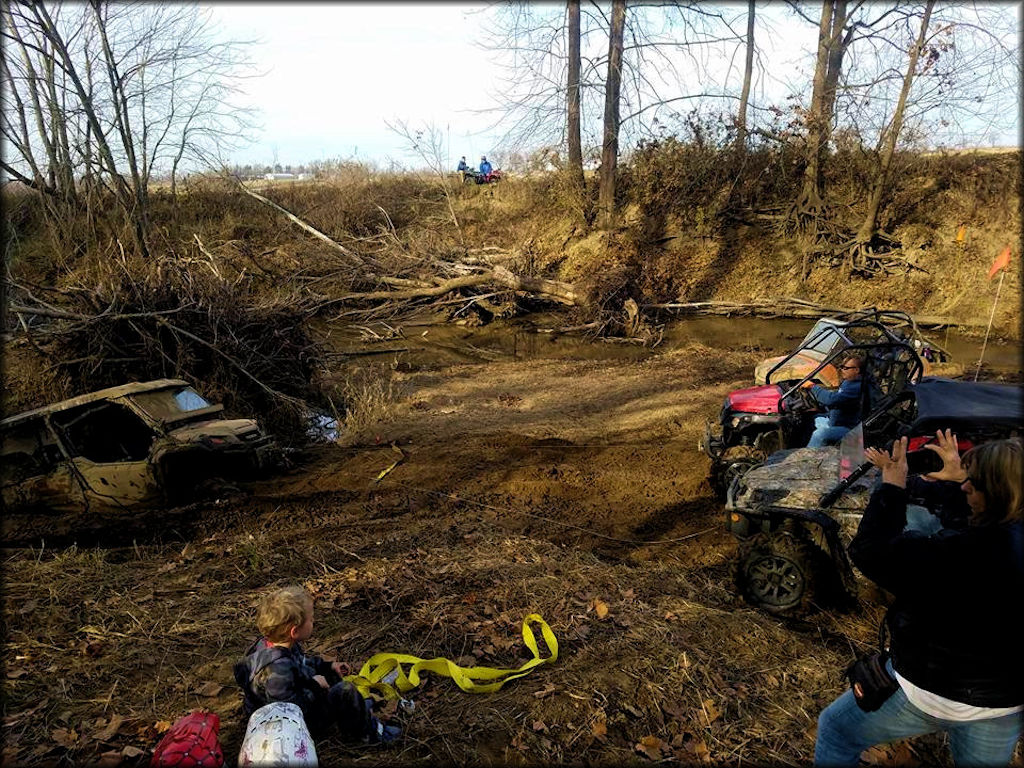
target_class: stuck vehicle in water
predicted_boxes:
[724,377,1023,616]
[1,379,278,515]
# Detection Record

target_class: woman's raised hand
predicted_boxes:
[923,428,967,483]
[865,436,908,488]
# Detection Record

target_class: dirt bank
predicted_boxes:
[6,341,1006,768]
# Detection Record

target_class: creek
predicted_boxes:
[320,313,1022,374]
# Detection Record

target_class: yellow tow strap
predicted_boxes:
[343,614,558,700]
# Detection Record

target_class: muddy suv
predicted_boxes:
[725,377,1023,616]
[1,379,278,514]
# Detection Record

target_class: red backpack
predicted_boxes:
[150,711,223,768]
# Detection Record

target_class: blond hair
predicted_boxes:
[962,438,1023,525]
[257,585,312,642]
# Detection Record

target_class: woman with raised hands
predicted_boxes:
[815,433,1024,766]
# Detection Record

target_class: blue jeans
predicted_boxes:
[815,660,1022,766]
[904,504,944,536]
[808,416,850,448]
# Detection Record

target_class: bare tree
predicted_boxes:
[2,1,256,259]
[851,0,935,261]
[566,0,587,216]
[597,0,626,229]
[480,4,744,157]
[787,0,859,232]
[386,119,465,249]
[734,0,756,151]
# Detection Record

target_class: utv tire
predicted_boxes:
[736,531,830,617]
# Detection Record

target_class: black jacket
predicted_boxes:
[849,482,1024,707]
[233,639,334,724]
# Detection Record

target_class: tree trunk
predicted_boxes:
[598,0,626,230]
[90,0,151,257]
[734,0,756,151]
[855,1,935,245]
[28,2,149,259]
[566,0,586,215]
[796,0,849,212]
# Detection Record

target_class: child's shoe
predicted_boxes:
[364,717,401,746]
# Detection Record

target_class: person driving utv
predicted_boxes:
[801,352,864,447]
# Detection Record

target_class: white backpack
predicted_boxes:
[238,702,318,767]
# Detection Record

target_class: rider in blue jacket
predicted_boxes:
[802,353,863,447]
[479,156,492,175]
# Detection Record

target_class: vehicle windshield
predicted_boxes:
[799,320,845,356]
[130,387,213,422]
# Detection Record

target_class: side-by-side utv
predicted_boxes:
[700,318,927,494]
[724,376,1023,616]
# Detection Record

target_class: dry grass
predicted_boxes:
[332,362,401,445]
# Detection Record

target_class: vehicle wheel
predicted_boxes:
[714,458,758,499]
[735,531,830,616]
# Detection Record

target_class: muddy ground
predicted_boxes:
[2,333,1021,767]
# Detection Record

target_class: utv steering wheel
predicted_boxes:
[784,383,820,413]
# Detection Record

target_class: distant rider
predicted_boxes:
[457,156,468,183]
[479,156,493,177]
[801,353,863,447]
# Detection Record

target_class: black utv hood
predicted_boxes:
[909,377,1024,434]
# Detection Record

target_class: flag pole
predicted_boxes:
[973,270,1005,382]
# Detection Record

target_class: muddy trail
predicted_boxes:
[2,323,1019,768]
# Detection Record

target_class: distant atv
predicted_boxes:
[725,377,1023,616]
[701,319,927,494]
[753,308,947,387]
[1,379,279,516]
[463,168,504,185]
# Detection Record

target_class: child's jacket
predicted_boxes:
[233,638,334,720]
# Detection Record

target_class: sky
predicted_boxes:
[209,3,1020,172]
[210,4,507,169]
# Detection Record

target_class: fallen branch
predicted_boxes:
[234,181,365,266]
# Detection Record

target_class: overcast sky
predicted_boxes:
[210,3,1020,171]
[210,4,506,168]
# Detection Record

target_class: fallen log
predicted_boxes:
[491,266,578,305]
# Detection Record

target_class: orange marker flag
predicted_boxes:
[987,245,1011,280]
[955,224,966,245]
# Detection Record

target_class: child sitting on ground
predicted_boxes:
[233,585,400,745]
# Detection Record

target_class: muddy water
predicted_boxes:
[323,313,1021,374]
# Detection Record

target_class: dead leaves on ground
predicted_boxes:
[635,731,712,763]
[2,705,217,767]
[22,715,158,766]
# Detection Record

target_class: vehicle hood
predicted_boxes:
[727,384,784,415]
[729,446,879,518]
[165,418,262,443]
[754,353,837,387]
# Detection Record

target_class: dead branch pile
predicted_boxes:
[232,180,580,323]
[5,246,324,442]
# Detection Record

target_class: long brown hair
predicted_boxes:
[961,438,1023,525]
